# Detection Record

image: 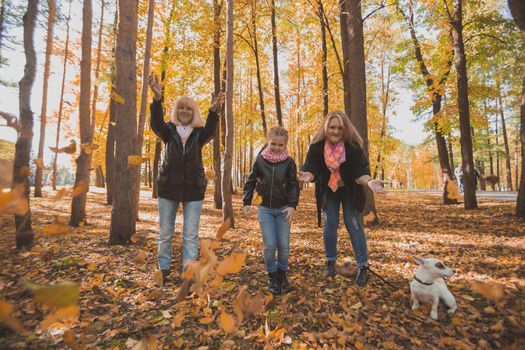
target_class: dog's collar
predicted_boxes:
[413,274,434,286]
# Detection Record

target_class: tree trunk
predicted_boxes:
[109,0,138,244]
[70,0,93,227]
[95,165,105,187]
[270,0,282,125]
[106,6,118,204]
[340,0,377,222]
[495,113,501,191]
[251,0,267,136]
[497,83,513,191]
[319,1,329,117]
[13,0,38,249]
[0,0,6,61]
[34,0,55,197]
[52,0,72,191]
[338,0,352,117]
[90,0,104,131]
[508,0,525,219]
[222,0,234,227]
[448,0,477,209]
[213,0,223,209]
[134,0,154,217]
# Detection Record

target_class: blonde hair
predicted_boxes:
[170,96,204,127]
[267,125,289,142]
[312,111,363,148]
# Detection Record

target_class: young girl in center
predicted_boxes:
[243,126,300,295]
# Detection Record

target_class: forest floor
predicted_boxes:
[0,186,524,349]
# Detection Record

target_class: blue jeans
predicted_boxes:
[323,188,368,267]
[157,197,203,271]
[257,205,291,273]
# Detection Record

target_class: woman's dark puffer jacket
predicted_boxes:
[150,100,218,202]
[243,153,300,209]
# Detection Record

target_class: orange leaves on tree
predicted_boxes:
[0,184,29,216]
[49,140,77,154]
[217,251,247,276]
[216,218,231,240]
[470,280,505,300]
[0,299,26,333]
[41,216,72,237]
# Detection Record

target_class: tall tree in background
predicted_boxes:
[497,80,513,191]
[13,0,38,248]
[340,0,378,222]
[508,0,525,219]
[213,0,223,209]
[91,0,105,132]
[397,2,456,204]
[52,0,72,190]
[251,0,267,135]
[0,0,6,64]
[109,0,138,244]
[34,0,56,197]
[222,0,234,226]
[318,0,329,117]
[134,0,154,215]
[444,0,477,209]
[270,0,282,125]
[338,0,352,119]
[70,0,93,226]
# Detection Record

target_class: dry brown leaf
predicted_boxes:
[71,182,88,197]
[40,304,79,329]
[50,140,76,154]
[216,218,231,240]
[217,251,246,276]
[41,216,71,237]
[0,184,29,216]
[80,143,98,155]
[134,250,147,268]
[205,169,216,180]
[153,270,163,287]
[63,329,85,350]
[219,311,237,333]
[362,211,376,225]
[0,299,26,333]
[132,334,157,350]
[470,280,505,300]
[233,286,266,323]
[128,155,147,168]
[26,281,79,308]
[199,316,215,324]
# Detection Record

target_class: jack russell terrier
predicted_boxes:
[410,256,457,320]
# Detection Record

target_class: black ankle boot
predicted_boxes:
[278,269,292,294]
[355,266,369,287]
[268,271,281,295]
[161,270,170,284]
[322,260,336,279]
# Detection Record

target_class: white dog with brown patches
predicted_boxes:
[410,256,457,320]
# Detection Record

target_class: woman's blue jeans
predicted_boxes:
[157,197,203,271]
[257,205,291,273]
[323,188,368,267]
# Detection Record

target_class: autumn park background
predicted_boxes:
[0,0,524,349]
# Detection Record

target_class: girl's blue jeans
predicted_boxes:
[157,197,203,271]
[323,188,368,267]
[257,205,291,273]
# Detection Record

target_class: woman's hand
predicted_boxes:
[148,73,162,101]
[297,171,314,184]
[282,207,295,224]
[367,179,388,194]
[209,92,224,113]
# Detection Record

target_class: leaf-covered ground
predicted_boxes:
[0,187,524,349]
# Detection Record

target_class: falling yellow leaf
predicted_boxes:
[63,329,84,350]
[132,334,157,350]
[34,158,44,169]
[41,216,71,237]
[217,251,247,276]
[252,193,263,205]
[0,299,25,333]
[216,218,231,240]
[54,188,69,199]
[233,286,266,323]
[362,211,376,225]
[71,182,88,197]
[153,270,164,287]
[0,184,29,216]
[210,275,223,288]
[25,281,79,308]
[219,311,237,333]
[199,316,215,324]
[445,180,462,200]
[205,169,216,180]
[50,140,77,154]
[354,340,366,350]
[111,90,125,104]
[470,280,505,300]
[80,143,98,155]
[40,304,79,329]
[171,310,185,328]
[134,250,147,268]
[128,155,147,168]
[351,301,363,310]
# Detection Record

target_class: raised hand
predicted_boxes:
[297,171,314,184]
[147,73,162,101]
[367,179,388,194]
[209,92,224,113]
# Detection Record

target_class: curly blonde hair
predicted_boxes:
[170,96,204,127]
[312,111,363,148]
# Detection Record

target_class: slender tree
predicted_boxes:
[13,0,38,249]
[106,7,118,204]
[222,0,234,226]
[318,0,329,117]
[508,0,525,219]
[497,80,513,191]
[213,0,223,209]
[70,0,93,226]
[338,0,352,118]
[34,0,55,197]
[251,0,267,135]
[270,0,282,125]
[52,0,72,190]
[0,0,6,63]
[109,0,138,244]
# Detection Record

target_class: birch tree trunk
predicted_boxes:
[109,0,138,244]
[13,0,38,249]
[70,0,93,226]
[34,0,55,197]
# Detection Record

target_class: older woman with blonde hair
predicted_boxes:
[298,111,386,287]
[148,73,222,284]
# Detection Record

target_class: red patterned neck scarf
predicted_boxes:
[324,139,346,192]
[260,147,289,163]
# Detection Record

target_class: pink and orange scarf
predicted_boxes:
[260,147,289,163]
[324,140,346,192]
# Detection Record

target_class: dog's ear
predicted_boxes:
[413,255,425,265]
